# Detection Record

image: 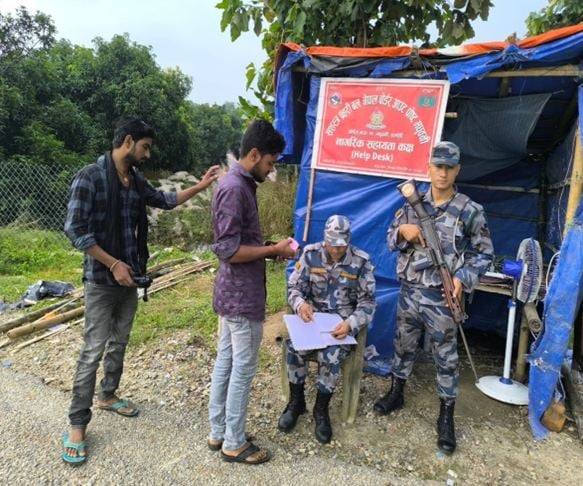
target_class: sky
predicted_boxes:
[0,0,549,105]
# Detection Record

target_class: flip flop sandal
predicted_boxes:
[61,432,87,465]
[220,442,271,465]
[207,434,255,451]
[96,399,139,417]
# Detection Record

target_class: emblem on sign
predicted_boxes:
[329,92,342,106]
[366,110,386,130]
[418,95,436,108]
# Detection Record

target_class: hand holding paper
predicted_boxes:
[331,321,351,339]
[284,313,357,351]
[298,303,314,322]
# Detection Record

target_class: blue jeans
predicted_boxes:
[208,315,263,450]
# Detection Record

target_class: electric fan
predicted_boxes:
[477,238,543,405]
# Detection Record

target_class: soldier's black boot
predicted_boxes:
[373,376,406,415]
[313,390,333,444]
[278,383,306,432]
[437,398,456,454]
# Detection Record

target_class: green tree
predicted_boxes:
[526,0,583,36]
[216,0,492,118]
[0,6,55,61]
[188,102,244,169]
[0,6,245,177]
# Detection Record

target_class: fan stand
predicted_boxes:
[476,291,529,405]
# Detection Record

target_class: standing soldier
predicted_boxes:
[279,215,376,444]
[373,142,494,455]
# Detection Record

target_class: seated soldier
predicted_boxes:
[278,215,376,444]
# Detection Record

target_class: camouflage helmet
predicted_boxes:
[324,215,351,246]
[431,141,460,167]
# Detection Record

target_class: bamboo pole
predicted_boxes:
[12,324,71,353]
[0,295,82,334]
[292,64,582,78]
[147,257,189,275]
[7,306,85,339]
[564,127,583,235]
[515,303,541,382]
[149,262,211,287]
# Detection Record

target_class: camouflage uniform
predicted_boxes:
[388,173,494,399]
[286,216,376,394]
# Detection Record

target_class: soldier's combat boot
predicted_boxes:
[373,376,406,415]
[313,390,333,444]
[437,398,456,454]
[278,383,306,432]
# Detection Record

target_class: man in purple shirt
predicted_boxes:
[208,120,295,465]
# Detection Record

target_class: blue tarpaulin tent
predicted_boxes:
[273,24,583,438]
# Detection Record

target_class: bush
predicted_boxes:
[257,172,297,240]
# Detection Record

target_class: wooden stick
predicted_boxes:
[12,324,71,353]
[147,257,189,275]
[138,263,211,300]
[148,275,198,295]
[148,265,211,293]
[0,295,82,334]
[565,128,583,236]
[7,306,85,339]
[457,182,540,194]
[378,65,583,78]
[515,303,538,382]
[292,64,582,78]
[150,262,211,286]
[303,168,317,241]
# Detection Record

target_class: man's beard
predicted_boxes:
[124,151,143,168]
[250,165,265,183]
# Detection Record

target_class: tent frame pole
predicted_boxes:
[303,168,317,241]
[292,65,581,78]
[564,127,583,235]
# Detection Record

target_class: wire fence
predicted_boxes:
[0,160,78,232]
[0,159,299,247]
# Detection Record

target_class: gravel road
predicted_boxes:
[0,368,421,485]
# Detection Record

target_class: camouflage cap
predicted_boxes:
[324,215,351,246]
[431,141,460,167]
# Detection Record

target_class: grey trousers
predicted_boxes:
[68,282,138,427]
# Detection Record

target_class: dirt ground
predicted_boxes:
[1,309,583,485]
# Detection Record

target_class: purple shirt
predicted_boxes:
[211,163,266,322]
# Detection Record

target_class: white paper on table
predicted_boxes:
[283,312,357,351]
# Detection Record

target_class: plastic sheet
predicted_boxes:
[529,199,583,439]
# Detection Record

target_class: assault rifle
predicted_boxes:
[396,179,466,325]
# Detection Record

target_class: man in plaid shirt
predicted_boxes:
[61,118,219,465]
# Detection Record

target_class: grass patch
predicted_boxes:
[131,261,289,347]
[266,260,288,314]
[0,228,83,302]
[0,226,289,352]
[0,226,193,303]
[131,272,217,346]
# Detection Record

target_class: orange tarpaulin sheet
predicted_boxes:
[281,23,583,59]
